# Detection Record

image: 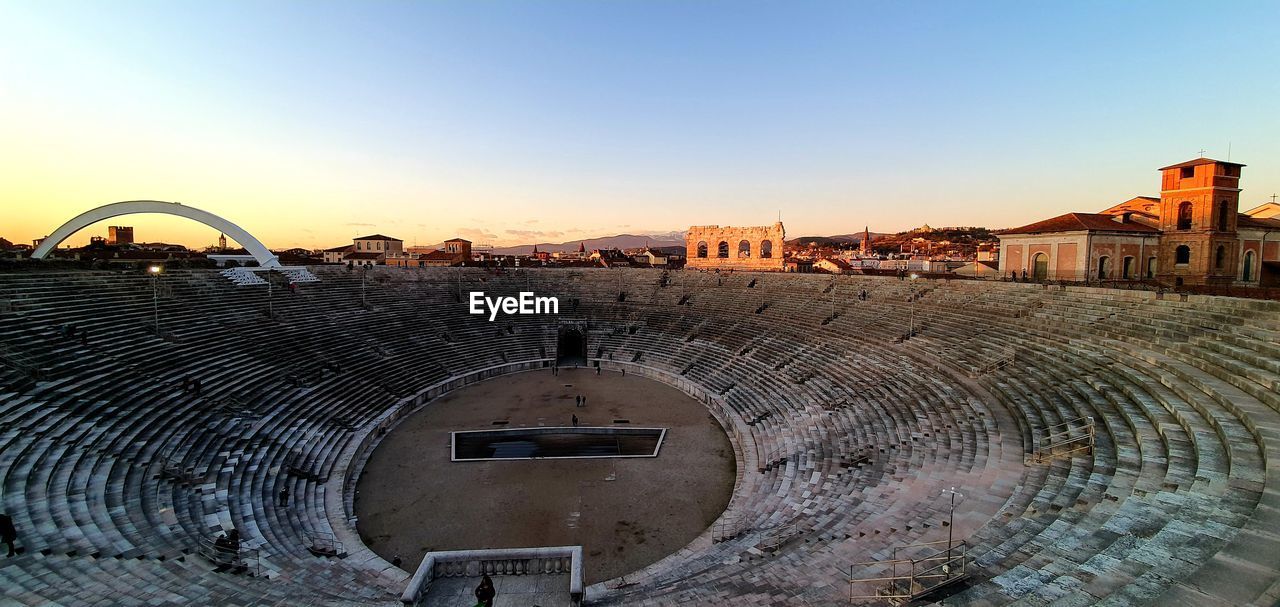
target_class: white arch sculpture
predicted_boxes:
[31,200,281,268]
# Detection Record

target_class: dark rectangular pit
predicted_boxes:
[451,427,667,461]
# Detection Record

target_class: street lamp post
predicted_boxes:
[148,265,162,335]
[943,487,963,563]
[830,276,836,320]
[909,272,919,337]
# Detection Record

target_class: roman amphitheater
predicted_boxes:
[2,266,1279,606]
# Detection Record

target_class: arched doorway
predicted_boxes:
[717,241,729,258]
[1031,253,1048,281]
[557,327,587,365]
[1122,256,1134,280]
[737,240,751,258]
[696,241,708,258]
[1096,256,1110,280]
[1243,250,1255,282]
[760,240,773,258]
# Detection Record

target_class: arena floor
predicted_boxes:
[354,367,736,584]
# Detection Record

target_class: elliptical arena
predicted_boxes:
[2,266,1279,606]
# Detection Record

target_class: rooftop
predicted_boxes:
[1000,212,1160,236]
[1158,157,1246,171]
[345,251,383,260]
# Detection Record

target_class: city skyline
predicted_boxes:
[3,1,1279,250]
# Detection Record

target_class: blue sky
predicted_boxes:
[3,0,1278,248]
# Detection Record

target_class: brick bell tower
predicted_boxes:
[1156,157,1245,287]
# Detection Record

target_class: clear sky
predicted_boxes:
[3,0,1279,250]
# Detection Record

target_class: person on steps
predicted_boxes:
[0,513,17,557]
[474,573,496,607]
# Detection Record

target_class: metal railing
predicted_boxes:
[195,534,261,577]
[306,530,343,557]
[969,347,1017,378]
[711,513,741,543]
[848,539,969,604]
[1027,416,1095,464]
[758,522,799,553]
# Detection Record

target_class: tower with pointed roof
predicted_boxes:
[860,226,871,255]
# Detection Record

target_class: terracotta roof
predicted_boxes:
[323,244,354,253]
[1099,196,1161,216]
[1238,214,1280,230]
[1244,202,1280,217]
[353,234,402,241]
[422,250,456,260]
[1000,213,1159,235]
[443,238,471,243]
[1158,157,1245,171]
[344,252,383,260]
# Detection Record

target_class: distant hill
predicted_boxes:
[489,232,684,255]
[787,232,892,247]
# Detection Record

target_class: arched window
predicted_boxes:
[1218,202,1230,231]
[696,241,708,258]
[1215,245,1226,269]
[760,240,773,258]
[1097,255,1110,280]
[738,240,751,258]
[1146,256,1157,279]
[1175,245,1191,265]
[1177,202,1193,230]
[1031,253,1048,281]
[1243,250,1255,281]
[717,241,729,258]
[1122,256,1134,280]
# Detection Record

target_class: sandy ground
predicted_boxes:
[355,367,736,584]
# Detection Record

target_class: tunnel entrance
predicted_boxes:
[557,326,587,365]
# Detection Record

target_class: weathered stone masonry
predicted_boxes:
[685,222,786,271]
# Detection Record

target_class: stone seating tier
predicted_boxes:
[0,268,1278,606]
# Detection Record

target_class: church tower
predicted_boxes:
[860,226,871,255]
[1155,158,1244,286]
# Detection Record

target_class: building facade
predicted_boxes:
[999,158,1280,287]
[686,222,786,271]
[107,226,134,245]
[352,234,402,258]
[443,238,472,263]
